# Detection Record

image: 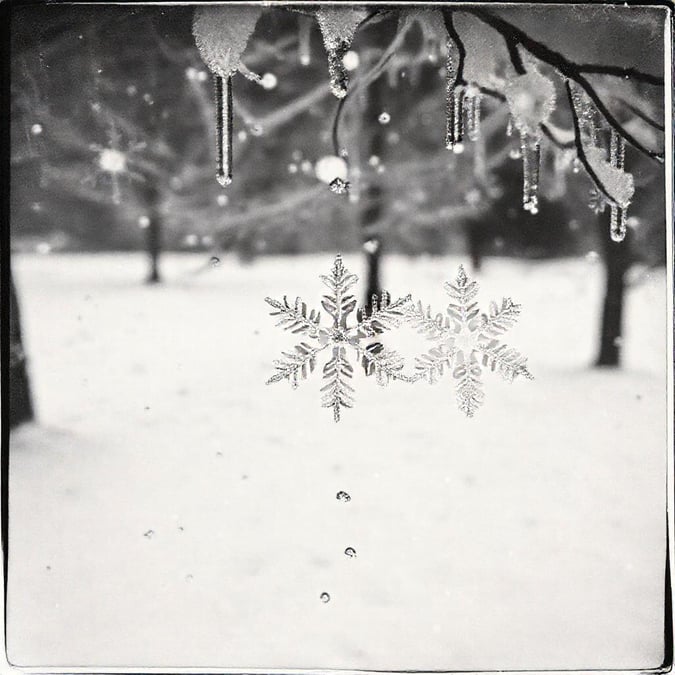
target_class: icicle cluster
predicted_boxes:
[316,7,368,99]
[504,71,556,215]
[193,6,262,187]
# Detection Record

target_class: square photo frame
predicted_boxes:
[2,1,673,673]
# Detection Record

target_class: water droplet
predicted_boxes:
[143,529,155,539]
[368,155,380,167]
[320,592,330,603]
[31,123,43,135]
[378,112,391,125]
[217,194,228,206]
[210,256,221,267]
[342,50,359,71]
[572,157,581,173]
[197,70,208,82]
[336,490,351,502]
[260,72,278,90]
[288,163,298,174]
[344,547,356,558]
[509,147,521,160]
[452,143,464,155]
[138,215,150,229]
[217,173,233,187]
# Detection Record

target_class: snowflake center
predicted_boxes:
[330,327,349,343]
[454,323,479,354]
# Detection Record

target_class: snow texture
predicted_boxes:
[7,253,667,671]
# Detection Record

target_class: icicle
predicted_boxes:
[466,87,482,142]
[316,7,367,99]
[298,15,312,66]
[506,114,514,137]
[520,132,540,214]
[608,128,627,242]
[193,5,262,187]
[215,75,233,187]
[444,42,457,150]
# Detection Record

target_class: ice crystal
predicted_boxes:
[265,255,412,422]
[406,266,533,417]
[329,177,350,194]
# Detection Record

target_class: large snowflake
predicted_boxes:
[406,265,533,417]
[265,255,412,422]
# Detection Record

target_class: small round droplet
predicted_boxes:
[260,72,278,90]
[342,50,359,72]
[138,215,150,229]
[31,123,43,135]
[217,194,228,206]
[288,163,298,174]
[368,155,380,167]
[344,547,356,558]
[336,490,351,502]
[143,529,155,539]
[452,143,465,155]
[378,112,391,125]
[210,256,220,267]
[363,239,379,254]
[237,130,248,142]
[320,592,330,603]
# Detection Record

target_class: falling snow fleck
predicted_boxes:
[138,215,150,229]
[320,592,331,603]
[143,530,155,539]
[378,112,391,125]
[217,194,228,206]
[210,256,221,267]
[329,177,350,194]
[31,123,43,135]
[344,547,357,558]
[336,490,351,502]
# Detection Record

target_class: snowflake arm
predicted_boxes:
[266,342,328,388]
[405,300,452,341]
[413,343,456,384]
[320,254,358,329]
[320,346,355,422]
[444,265,481,327]
[264,296,322,337]
[476,339,534,382]
[454,357,485,418]
[479,297,522,338]
[358,342,413,385]
[355,293,413,338]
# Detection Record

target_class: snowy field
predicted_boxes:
[7,252,668,670]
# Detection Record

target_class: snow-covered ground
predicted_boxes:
[7,252,668,670]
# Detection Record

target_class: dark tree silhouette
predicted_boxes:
[9,271,34,428]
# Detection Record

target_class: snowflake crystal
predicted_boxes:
[265,255,412,422]
[406,266,533,417]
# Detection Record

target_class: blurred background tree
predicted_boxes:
[7,3,667,425]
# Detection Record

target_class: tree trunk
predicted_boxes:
[142,181,162,284]
[9,270,34,427]
[595,209,629,367]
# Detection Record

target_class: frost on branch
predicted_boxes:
[316,6,368,99]
[265,255,412,422]
[406,266,533,417]
[192,5,262,187]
